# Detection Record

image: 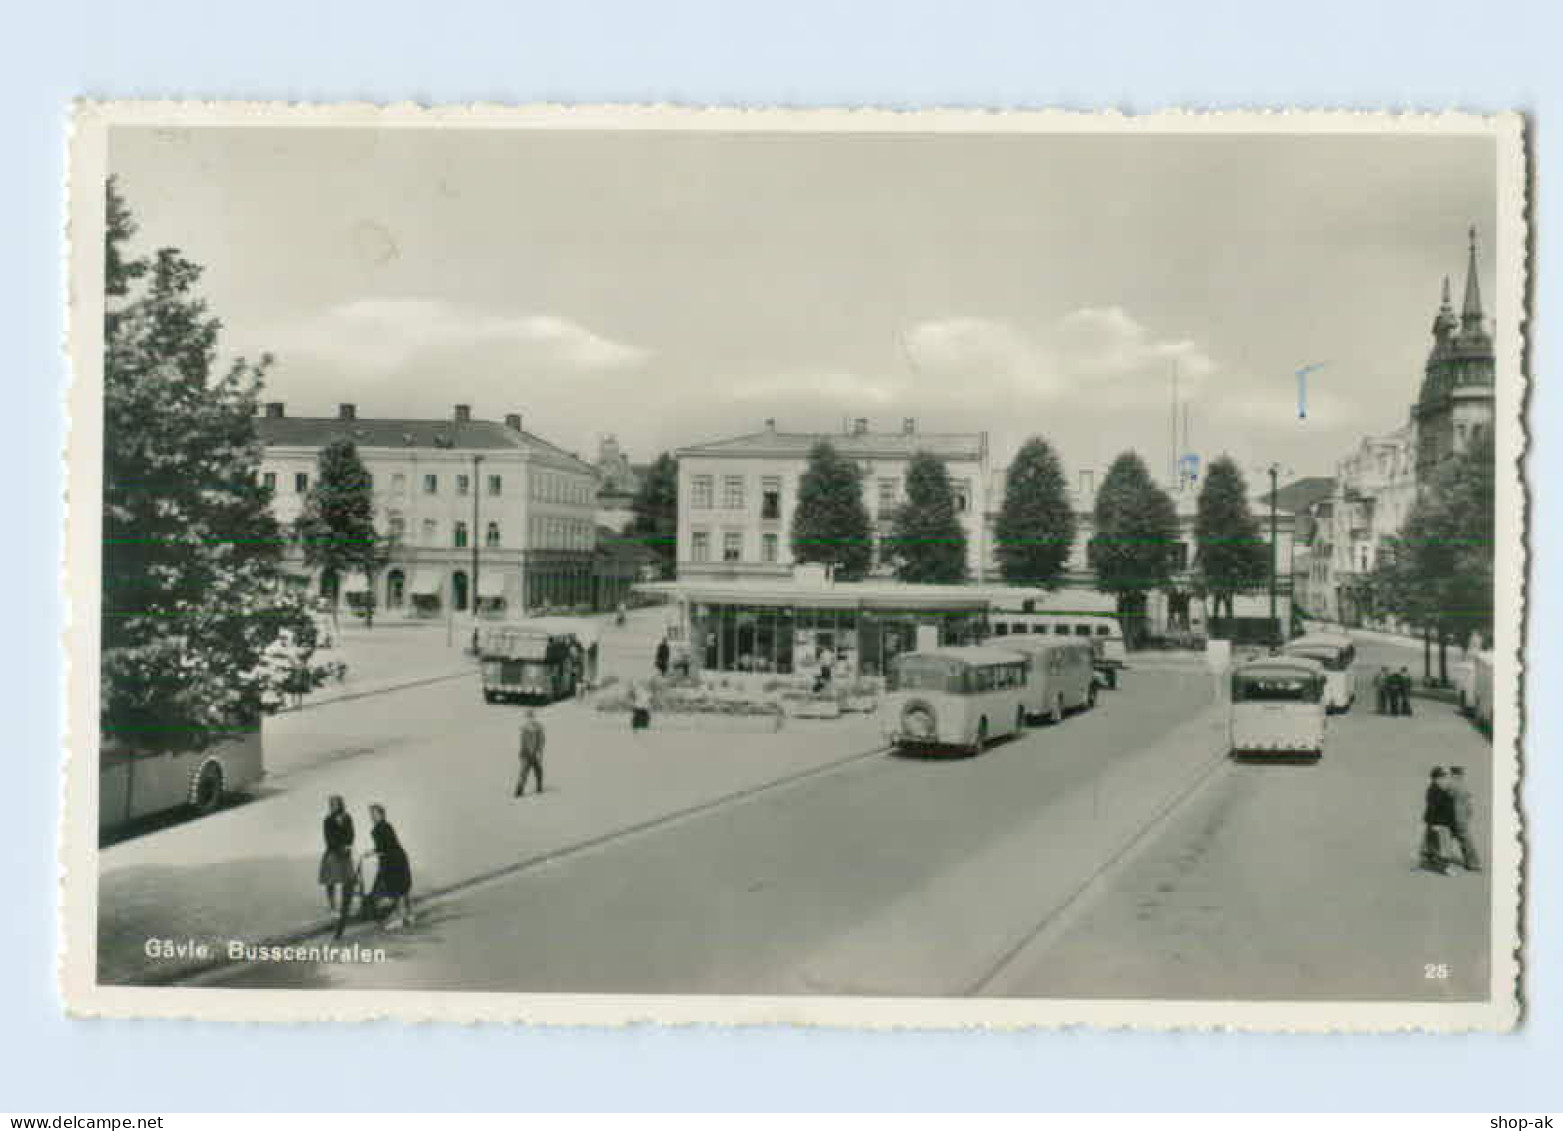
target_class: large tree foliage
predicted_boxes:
[993,436,1076,588]
[1089,451,1179,642]
[629,452,678,579]
[1194,456,1269,619]
[790,440,873,581]
[881,451,968,583]
[294,438,382,617]
[102,177,325,751]
[1369,430,1495,680]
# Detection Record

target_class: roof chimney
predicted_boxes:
[504,413,522,432]
[853,417,868,436]
[338,403,356,420]
[902,417,916,435]
[264,402,285,419]
[454,404,472,424]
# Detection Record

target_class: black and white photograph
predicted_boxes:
[62,104,1525,1030]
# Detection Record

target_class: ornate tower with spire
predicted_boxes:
[1413,226,1495,482]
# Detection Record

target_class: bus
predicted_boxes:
[1457,650,1494,730]
[479,618,599,704]
[883,646,1030,756]
[1281,631,1357,713]
[987,611,1127,687]
[100,727,264,832]
[1001,637,1097,723]
[1229,656,1328,760]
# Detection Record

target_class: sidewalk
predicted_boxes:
[97,678,887,985]
[293,621,477,710]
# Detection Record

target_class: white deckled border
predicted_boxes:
[60,102,1528,1032]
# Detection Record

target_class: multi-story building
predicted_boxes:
[674,417,991,583]
[592,433,645,534]
[257,402,599,617]
[1296,227,1495,628]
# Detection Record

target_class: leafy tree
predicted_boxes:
[629,452,678,580]
[294,438,381,627]
[881,451,968,583]
[790,440,873,581]
[993,436,1076,588]
[102,177,327,752]
[1370,430,1495,681]
[1194,456,1269,620]
[1089,451,1179,644]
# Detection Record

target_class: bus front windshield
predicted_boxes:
[890,656,969,694]
[1286,646,1349,672]
[1232,674,1323,703]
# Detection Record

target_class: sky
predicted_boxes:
[108,124,1497,490]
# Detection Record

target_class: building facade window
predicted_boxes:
[421,518,437,544]
[454,521,468,549]
[294,472,309,494]
[691,530,710,562]
[456,474,470,496]
[388,512,406,543]
[762,532,779,563]
[952,478,971,514]
[486,521,501,548]
[723,531,742,562]
[723,475,745,510]
[691,475,713,509]
[391,473,407,497]
[761,477,782,520]
[262,471,276,492]
[487,474,502,497]
[423,474,438,495]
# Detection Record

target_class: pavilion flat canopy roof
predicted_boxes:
[635,579,992,611]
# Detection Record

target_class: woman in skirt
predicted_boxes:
[318,795,355,913]
[630,680,652,732]
[363,803,415,929]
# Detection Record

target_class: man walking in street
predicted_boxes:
[1421,766,1456,874]
[515,709,546,798]
[1375,666,1391,715]
[1398,666,1415,716]
[1447,766,1482,872]
[655,636,670,677]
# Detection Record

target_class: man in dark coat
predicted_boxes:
[1398,666,1415,716]
[1375,666,1391,715]
[1421,766,1456,873]
[655,636,670,677]
[515,709,546,797]
[1447,766,1482,872]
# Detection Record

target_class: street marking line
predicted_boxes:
[964,729,1233,997]
[174,738,894,988]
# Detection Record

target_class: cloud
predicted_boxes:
[1053,306,1216,386]
[272,299,649,374]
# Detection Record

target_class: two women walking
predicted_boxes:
[1420,766,1481,875]
[318,797,416,937]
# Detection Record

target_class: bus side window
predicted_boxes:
[994,623,1009,636]
[1032,624,1047,634]
[1055,625,1069,635]
[1095,625,1110,636]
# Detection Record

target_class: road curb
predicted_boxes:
[145,737,894,988]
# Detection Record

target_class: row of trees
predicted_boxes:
[630,432,1277,641]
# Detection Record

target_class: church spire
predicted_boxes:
[1461,224,1484,330]
[1432,273,1457,341]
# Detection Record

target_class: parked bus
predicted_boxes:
[1001,637,1097,723]
[1229,656,1328,760]
[479,618,599,704]
[1457,650,1494,730]
[987,611,1128,687]
[1281,631,1357,712]
[884,646,1030,756]
[100,726,264,833]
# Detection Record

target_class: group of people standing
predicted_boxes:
[1374,665,1417,716]
[318,795,415,938]
[1420,766,1481,875]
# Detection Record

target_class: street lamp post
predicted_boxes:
[471,454,483,646]
[1268,463,1280,640]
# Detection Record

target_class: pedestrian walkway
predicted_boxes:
[97,674,887,985]
[294,621,476,710]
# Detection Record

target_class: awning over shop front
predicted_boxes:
[410,570,442,596]
[341,573,369,595]
[478,572,507,598]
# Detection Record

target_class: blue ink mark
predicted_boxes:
[1295,363,1327,419]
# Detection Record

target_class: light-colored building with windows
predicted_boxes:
[257,402,599,617]
[674,417,991,583]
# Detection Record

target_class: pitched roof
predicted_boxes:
[255,415,593,473]
[1259,475,1336,515]
[677,429,984,461]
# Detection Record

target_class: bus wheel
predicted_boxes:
[483,690,497,704]
[1051,695,1064,725]
[191,760,225,815]
[972,718,989,755]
